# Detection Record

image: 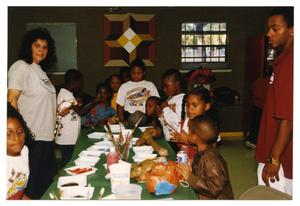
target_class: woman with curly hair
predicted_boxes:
[8,28,58,199]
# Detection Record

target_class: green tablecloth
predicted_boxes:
[41,127,197,200]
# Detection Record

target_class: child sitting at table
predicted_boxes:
[144,96,163,136]
[177,114,234,200]
[55,69,101,167]
[116,57,160,124]
[81,83,116,126]
[106,74,122,111]
[157,68,186,153]
[7,102,33,200]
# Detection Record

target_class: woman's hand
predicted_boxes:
[177,163,191,180]
[8,89,21,110]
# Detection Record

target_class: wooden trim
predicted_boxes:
[219,132,244,138]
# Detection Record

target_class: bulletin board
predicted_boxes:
[26,22,77,74]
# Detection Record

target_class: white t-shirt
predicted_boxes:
[55,88,81,145]
[8,60,56,141]
[7,146,29,200]
[182,118,189,133]
[160,93,186,141]
[116,80,159,114]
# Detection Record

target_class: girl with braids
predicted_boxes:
[171,86,215,160]
[157,68,186,153]
[105,74,122,111]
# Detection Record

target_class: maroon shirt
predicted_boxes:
[256,46,293,179]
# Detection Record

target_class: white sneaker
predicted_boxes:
[217,134,221,142]
[245,141,256,150]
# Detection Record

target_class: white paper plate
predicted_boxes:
[105,124,121,133]
[87,132,107,139]
[132,137,139,145]
[74,161,97,167]
[138,126,152,132]
[94,140,113,147]
[74,156,100,166]
[132,153,157,163]
[79,150,104,157]
[132,146,154,154]
[60,186,94,200]
[86,145,110,151]
[64,165,97,176]
[102,194,116,200]
[57,175,87,188]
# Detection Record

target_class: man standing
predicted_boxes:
[256,7,293,196]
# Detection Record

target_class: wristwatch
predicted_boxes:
[267,157,281,165]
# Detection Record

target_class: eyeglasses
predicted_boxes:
[7,129,25,140]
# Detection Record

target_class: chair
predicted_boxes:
[239,185,292,200]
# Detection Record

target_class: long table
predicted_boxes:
[41,127,198,200]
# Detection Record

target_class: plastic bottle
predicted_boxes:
[106,146,119,174]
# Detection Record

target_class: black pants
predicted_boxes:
[59,145,75,168]
[25,140,57,199]
[246,106,263,145]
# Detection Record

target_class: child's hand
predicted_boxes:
[177,163,191,180]
[58,107,71,117]
[169,103,176,112]
[160,101,169,110]
[76,97,83,107]
[170,131,189,144]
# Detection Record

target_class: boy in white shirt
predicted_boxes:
[157,69,186,153]
[116,57,159,124]
[55,69,100,167]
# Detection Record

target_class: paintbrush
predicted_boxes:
[98,187,105,200]
[121,116,143,159]
[105,123,120,154]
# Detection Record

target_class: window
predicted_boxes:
[181,22,227,64]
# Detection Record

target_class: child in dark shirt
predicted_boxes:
[177,114,233,200]
[81,83,116,126]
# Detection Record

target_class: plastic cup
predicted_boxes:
[109,163,131,193]
[115,184,142,200]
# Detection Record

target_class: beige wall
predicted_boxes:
[8,7,272,131]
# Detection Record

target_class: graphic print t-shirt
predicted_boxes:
[7,146,29,200]
[116,80,159,114]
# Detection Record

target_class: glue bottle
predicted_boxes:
[106,146,119,174]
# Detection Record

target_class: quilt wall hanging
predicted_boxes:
[104,13,155,67]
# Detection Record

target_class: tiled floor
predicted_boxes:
[218,136,257,199]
